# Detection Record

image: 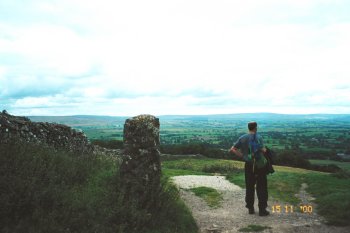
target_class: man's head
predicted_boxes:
[248,121,257,132]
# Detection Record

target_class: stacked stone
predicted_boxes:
[0,110,93,155]
[93,145,122,162]
[120,114,162,224]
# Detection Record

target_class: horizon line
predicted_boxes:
[23,112,350,117]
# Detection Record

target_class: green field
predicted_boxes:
[30,114,350,158]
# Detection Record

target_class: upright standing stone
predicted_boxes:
[120,114,161,221]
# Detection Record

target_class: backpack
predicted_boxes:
[248,133,267,169]
[264,147,275,174]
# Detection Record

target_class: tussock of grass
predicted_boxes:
[189,186,223,208]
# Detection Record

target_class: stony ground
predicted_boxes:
[171,175,350,233]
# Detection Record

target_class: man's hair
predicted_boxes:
[248,122,257,131]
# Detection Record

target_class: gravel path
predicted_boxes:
[171,175,241,191]
[171,175,350,233]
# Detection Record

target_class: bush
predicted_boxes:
[310,164,342,173]
[274,150,311,169]
[160,143,231,159]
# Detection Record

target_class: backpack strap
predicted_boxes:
[249,134,257,173]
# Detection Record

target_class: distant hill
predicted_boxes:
[158,113,350,121]
[28,113,350,146]
[29,113,350,125]
[29,115,128,127]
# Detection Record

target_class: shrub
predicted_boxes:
[274,150,311,169]
[310,164,342,173]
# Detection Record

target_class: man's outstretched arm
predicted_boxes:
[230,146,243,158]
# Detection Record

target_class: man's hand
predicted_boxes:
[230,146,243,157]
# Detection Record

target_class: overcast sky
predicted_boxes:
[1,0,350,116]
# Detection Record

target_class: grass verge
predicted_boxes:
[162,158,243,174]
[189,186,223,208]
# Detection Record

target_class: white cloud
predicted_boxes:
[0,24,96,76]
[1,0,350,115]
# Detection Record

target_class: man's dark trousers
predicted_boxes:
[244,162,268,210]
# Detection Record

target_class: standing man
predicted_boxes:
[230,122,269,216]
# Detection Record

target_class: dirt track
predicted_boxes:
[171,175,350,233]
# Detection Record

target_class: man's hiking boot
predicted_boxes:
[259,209,270,216]
[248,208,255,214]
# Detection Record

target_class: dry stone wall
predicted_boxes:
[0,110,93,155]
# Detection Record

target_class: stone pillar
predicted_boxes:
[120,114,161,219]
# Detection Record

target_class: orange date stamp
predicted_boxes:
[271,204,313,214]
